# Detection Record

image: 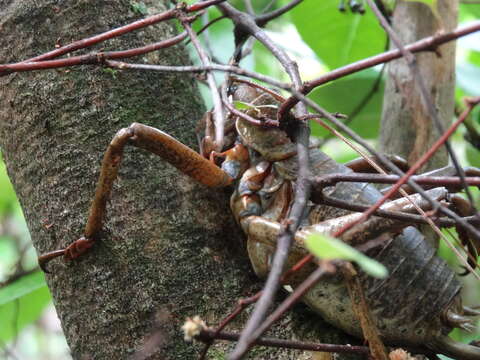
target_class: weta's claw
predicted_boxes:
[463,306,480,317]
[38,237,95,273]
[444,309,476,332]
[449,194,479,274]
[38,249,66,273]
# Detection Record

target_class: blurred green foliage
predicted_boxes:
[0,158,68,358]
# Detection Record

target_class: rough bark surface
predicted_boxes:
[380,0,458,172]
[0,1,358,359]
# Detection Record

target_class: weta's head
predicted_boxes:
[228,80,282,109]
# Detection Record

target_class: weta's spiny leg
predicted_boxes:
[449,194,479,274]
[38,123,234,272]
[463,306,480,317]
[444,309,476,332]
[345,154,409,174]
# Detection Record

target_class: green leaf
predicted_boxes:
[0,286,51,343]
[0,271,47,306]
[305,233,388,278]
[233,101,253,110]
[319,136,360,164]
[253,41,287,80]
[466,143,480,168]
[0,160,18,215]
[460,4,480,19]
[310,69,384,139]
[468,51,480,67]
[356,256,389,279]
[290,1,386,69]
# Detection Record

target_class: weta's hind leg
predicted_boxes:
[38,123,234,272]
[344,154,410,174]
[243,188,448,280]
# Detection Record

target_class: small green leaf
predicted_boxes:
[306,233,358,260]
[354,255,389,278]
[0,271,47,306]
[233,101,253,110]
[305,233,388,278]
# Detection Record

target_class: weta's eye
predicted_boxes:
[227,84,238,97]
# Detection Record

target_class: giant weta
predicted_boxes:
[39,80,480,359]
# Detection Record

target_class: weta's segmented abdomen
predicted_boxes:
[297,151,464,345]
[361,226,461,343]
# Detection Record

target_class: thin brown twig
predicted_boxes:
[313,173,480,225]
[315,173,480,190]
[285,87,480,244]
[0,0,226,76]
[220,93,279,127]
[0,33,188,73]
[216,4,310,359]
[104,61,290,91]
[248,266,331,344]
[279,94,480,284]
[198,293,261,360]
[329,97,480,240]
[178,10,225,151]
[278,21,480,119]
[196,14,227,38]
[365,0,478,226]
[193,12,224,64]
[318,64,386,147]
[256,0,304,26]
[196,327,371,355]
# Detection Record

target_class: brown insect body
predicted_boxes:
[37,80,479,359]
[227,82,480,359]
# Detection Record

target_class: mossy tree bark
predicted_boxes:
[0,1,357,359]
[379,0,458,172]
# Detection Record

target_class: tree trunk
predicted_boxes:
[0,1,357,358]
[379,0,458,172]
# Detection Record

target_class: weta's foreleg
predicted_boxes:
[39,123,234,272]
